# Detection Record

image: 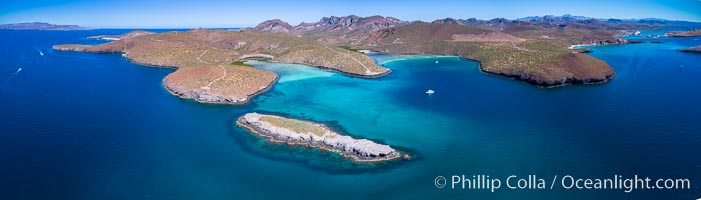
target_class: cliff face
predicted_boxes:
[237,113,405,162]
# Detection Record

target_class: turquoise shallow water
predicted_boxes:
[1,29,700,199]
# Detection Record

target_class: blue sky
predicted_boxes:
[1,0,700,28]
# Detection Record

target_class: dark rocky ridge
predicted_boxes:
[251,19,293,33]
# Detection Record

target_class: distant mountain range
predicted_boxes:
[249,15,407,44]
[516,14,701,27]
[0,22,91,30]
[249,14,701,44]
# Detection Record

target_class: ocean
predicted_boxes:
[0,29,700,199]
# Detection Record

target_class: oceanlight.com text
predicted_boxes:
[434,174,691,193]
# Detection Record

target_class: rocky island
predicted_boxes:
[237,113,407,162]
[0,22,90,30]
[54,29,389,104]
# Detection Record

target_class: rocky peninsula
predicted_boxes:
[87,30,155,40]
[237,113,407,162]
[53,29,389,104]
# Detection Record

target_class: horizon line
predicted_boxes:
[4,14,701,29]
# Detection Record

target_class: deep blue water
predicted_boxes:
[1,29,700,199]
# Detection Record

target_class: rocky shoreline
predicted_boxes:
[477,61,615,88]
[295,62,392,78]
[162,74,278,105]
[237,113,408,162]
[392,54,614,88]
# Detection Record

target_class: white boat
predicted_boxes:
[425,89,435,94]
[435,60,439,64]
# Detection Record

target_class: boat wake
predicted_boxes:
[36,47,44,56]
[3,67,22,85]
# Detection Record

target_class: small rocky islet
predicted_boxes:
[237,113,408,162]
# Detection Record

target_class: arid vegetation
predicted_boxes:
[54,29,389,104]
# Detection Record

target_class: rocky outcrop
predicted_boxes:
[431,18,464,25]
[163,80,245,104]
[161,65,278,105]
[301,15,405,32]
[251,19,293,33]
[52,44,92,52]
[237,113,407,162]
[251,15,406,44]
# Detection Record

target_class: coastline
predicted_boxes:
[376,52,615,88]
[54,43,390,105]
[298,62,392,79]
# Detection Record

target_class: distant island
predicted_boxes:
[53,14,690,105]
[237,113,408,162]
[0,22,91,30]
[666,29,701,37]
